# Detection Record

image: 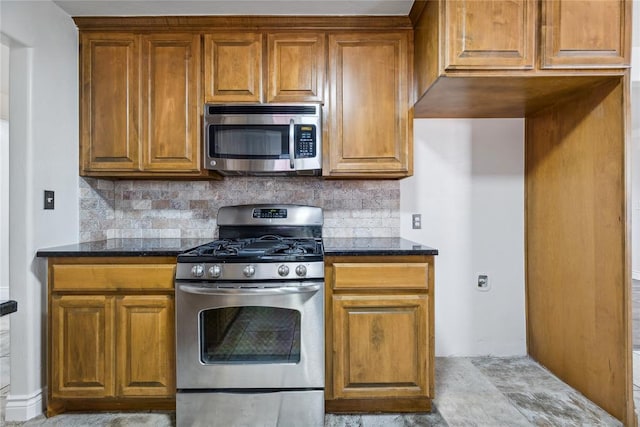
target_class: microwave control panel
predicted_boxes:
[295,125,316,158]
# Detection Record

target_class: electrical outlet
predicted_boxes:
[412,214,422,229]
[477,273,490,291]
[44,190,55,210]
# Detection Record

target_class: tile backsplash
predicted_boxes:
[79,177,400,242]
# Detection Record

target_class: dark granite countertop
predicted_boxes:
[0,300,17,316]
[36,238,214,258]
[324,238,438,256]
[36,237,438,258]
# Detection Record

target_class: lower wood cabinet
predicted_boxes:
[325,256,434,413]
[46,254,435,415]
[46,257,176,416]
[116,295,175,397]
[51,295,116,399]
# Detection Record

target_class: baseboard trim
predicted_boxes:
[633,270,640,281]
[4,388,44,422]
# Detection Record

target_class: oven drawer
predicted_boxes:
[177,390,324,427]
[52,264,176,291]
[331,262,429,290]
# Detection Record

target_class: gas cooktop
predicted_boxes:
[175,204,324,281]
[178,236,323,263]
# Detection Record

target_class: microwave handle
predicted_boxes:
[289,119,295,169]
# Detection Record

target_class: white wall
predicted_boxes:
[0,42,7,118]
[401,119,526,356]
[0,1,79,421]
[1,41,9,300]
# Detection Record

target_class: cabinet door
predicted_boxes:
[541,0,631,68]
[204,33,263,103]
[445,0,535,70]
[50,295,115,398]
[141,34,201,172]
[327,33,412,178]
[267,33,325,103]
[80,33,140,171]
[332,294,430,399]
[116,295,175,397]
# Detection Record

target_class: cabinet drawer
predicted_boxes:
[332,263,428,290]
[52,264,176,291]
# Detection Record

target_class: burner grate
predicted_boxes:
[190,236,322,260]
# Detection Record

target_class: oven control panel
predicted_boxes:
[177,261,324,281]
[252,208,287,219]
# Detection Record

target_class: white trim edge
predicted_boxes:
[0,286,9,300]
[4,388,44,422]
[633,47,640,82]
[633,270,640,281]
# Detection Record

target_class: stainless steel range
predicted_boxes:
[175,204,324,427]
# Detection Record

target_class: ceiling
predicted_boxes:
[53,0,416,17]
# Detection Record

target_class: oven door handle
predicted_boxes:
[178,283,322,296]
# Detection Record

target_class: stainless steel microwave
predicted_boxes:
[204,104,322,176]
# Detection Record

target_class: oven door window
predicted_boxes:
[210,125,289,159]
[200,306,301,364]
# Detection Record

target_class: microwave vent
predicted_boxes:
[207,104,318,116]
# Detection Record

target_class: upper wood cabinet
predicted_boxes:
[445,0,535,70]
[325,32,413,178]
[80,33,139,172]
[439,0,630,72]
[80,32,210,178]
[540,0,631,69]
[204,32,325,104]
[76,17,414,179]
[204,33,263,103]
[412,0,632,118]
[140,34,201,172]
[267,32,325,103]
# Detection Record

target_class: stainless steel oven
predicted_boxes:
[175,205,324,427]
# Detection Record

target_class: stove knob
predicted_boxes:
[191,264,204,278]
[243,265,256,278]
[278,264,290,277]
[295,264,307,277]
[208,264,222,278]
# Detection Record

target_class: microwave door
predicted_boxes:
[211,125,290,159]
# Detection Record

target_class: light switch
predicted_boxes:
[44,190,54,210]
